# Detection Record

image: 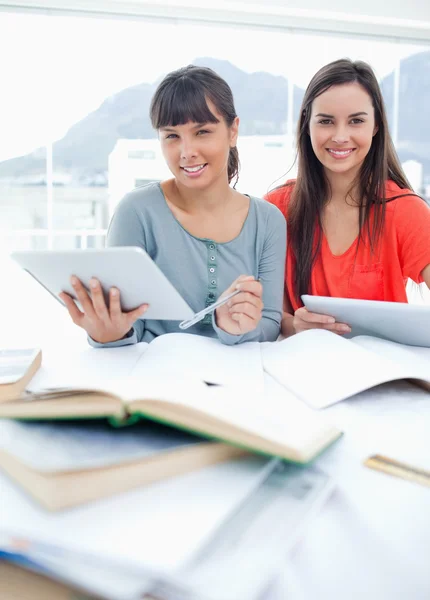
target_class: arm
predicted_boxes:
[421,264,430,289]
[215,206,287,344]
[88,195,149,347]
[280,291,351,337]
[280,291,296,338]
[396,195,430,286]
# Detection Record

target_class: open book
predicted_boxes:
[0,349,42,402]
[0,376,341,466]
[0,419,244,511]
[0,333,341,465]
[262,329,430,409]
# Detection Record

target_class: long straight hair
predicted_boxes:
[287,59,412,302]
[150,65,240,187]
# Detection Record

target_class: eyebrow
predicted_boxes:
[160,122,214,131]
[314,111,368,118]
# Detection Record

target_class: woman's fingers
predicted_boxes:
[294,307,351,334]
[299,321,350,333]
[235,278,262,298]
[222,274,258,298]
[59,292,84,325]
[108,287,122,321]
[70,276,96,318]
[295,307,335,325]
[109,288,149,330]
[323,323,351,334]
[229,301,261,322]
[230,312,254,331]
[88,278,110,321]
[125,303,149,327]
[229,290,263,309]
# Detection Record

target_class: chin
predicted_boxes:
[181,178,213,191]
[324,161,361,175]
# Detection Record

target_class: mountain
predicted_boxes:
[0,81,155,181]
[0,53,429,182]
[380,51,430,171]
[0,58,302,183]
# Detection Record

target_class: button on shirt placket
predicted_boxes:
[204,241,218,324]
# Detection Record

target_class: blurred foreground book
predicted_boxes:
[0,419,244,510]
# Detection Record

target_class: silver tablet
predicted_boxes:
[12,247,194,321]
[302,294,430,347]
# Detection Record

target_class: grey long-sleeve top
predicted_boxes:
[90,182,286,346]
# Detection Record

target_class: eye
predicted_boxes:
[318,119,333,125]
[197,129,210,135]
[350,118,364,124]
[165,133,178,140]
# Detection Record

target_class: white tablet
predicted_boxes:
[302,294,430,347]
[12,247,194,321]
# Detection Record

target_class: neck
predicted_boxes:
[172,176,234,213]
[324,169,360,206]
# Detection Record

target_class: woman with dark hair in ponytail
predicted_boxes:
[266,58,430,338]
[61,65,286,346]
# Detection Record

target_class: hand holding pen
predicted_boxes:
[180,275,262,333]
[213,275,263,335]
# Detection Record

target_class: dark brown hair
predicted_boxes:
[287,58,413,303]
[150,65,240,186]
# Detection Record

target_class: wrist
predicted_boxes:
[122,328,134,340]
[90,328,133,344]
[213,310,238,335]
[281,313,296,337]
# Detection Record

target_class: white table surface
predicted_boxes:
[1,254,429,600]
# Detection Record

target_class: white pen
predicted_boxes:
[179,289,241,330]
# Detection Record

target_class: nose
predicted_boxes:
[331,125,350,144]
[180,137,198,161]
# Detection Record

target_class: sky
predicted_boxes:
[0,10,427,162]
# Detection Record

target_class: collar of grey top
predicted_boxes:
[155,182,255,246]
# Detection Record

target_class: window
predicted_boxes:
[128,150,156,160]
[0,10,428,256]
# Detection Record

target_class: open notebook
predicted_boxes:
[30,332,265,393]
[0,334,341,465]
[262,329,430,409]
[0,377,341,465]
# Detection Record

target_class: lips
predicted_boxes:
[181,164,207,173]
[326,148,355,158]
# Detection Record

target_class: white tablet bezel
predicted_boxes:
[302,294,430,347]
[12,247,194,321]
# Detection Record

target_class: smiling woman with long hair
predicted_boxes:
[60,65,286,346]
[266,58,430,337]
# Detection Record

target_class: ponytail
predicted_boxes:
[228,146,240,188]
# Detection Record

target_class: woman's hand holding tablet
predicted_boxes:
[11,247,195,330]
[59,277,148,344]
[292,306,351,336]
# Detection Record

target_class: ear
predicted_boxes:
[373,124,379,136]
[230,116,239,147]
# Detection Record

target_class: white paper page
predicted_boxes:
[130,333,264,393]
[352,335,430,373]
[261,329,427,409]
[118,375,337,453]
[28,342,149,391]
[0,455,268,572]
[0,419,202,473]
